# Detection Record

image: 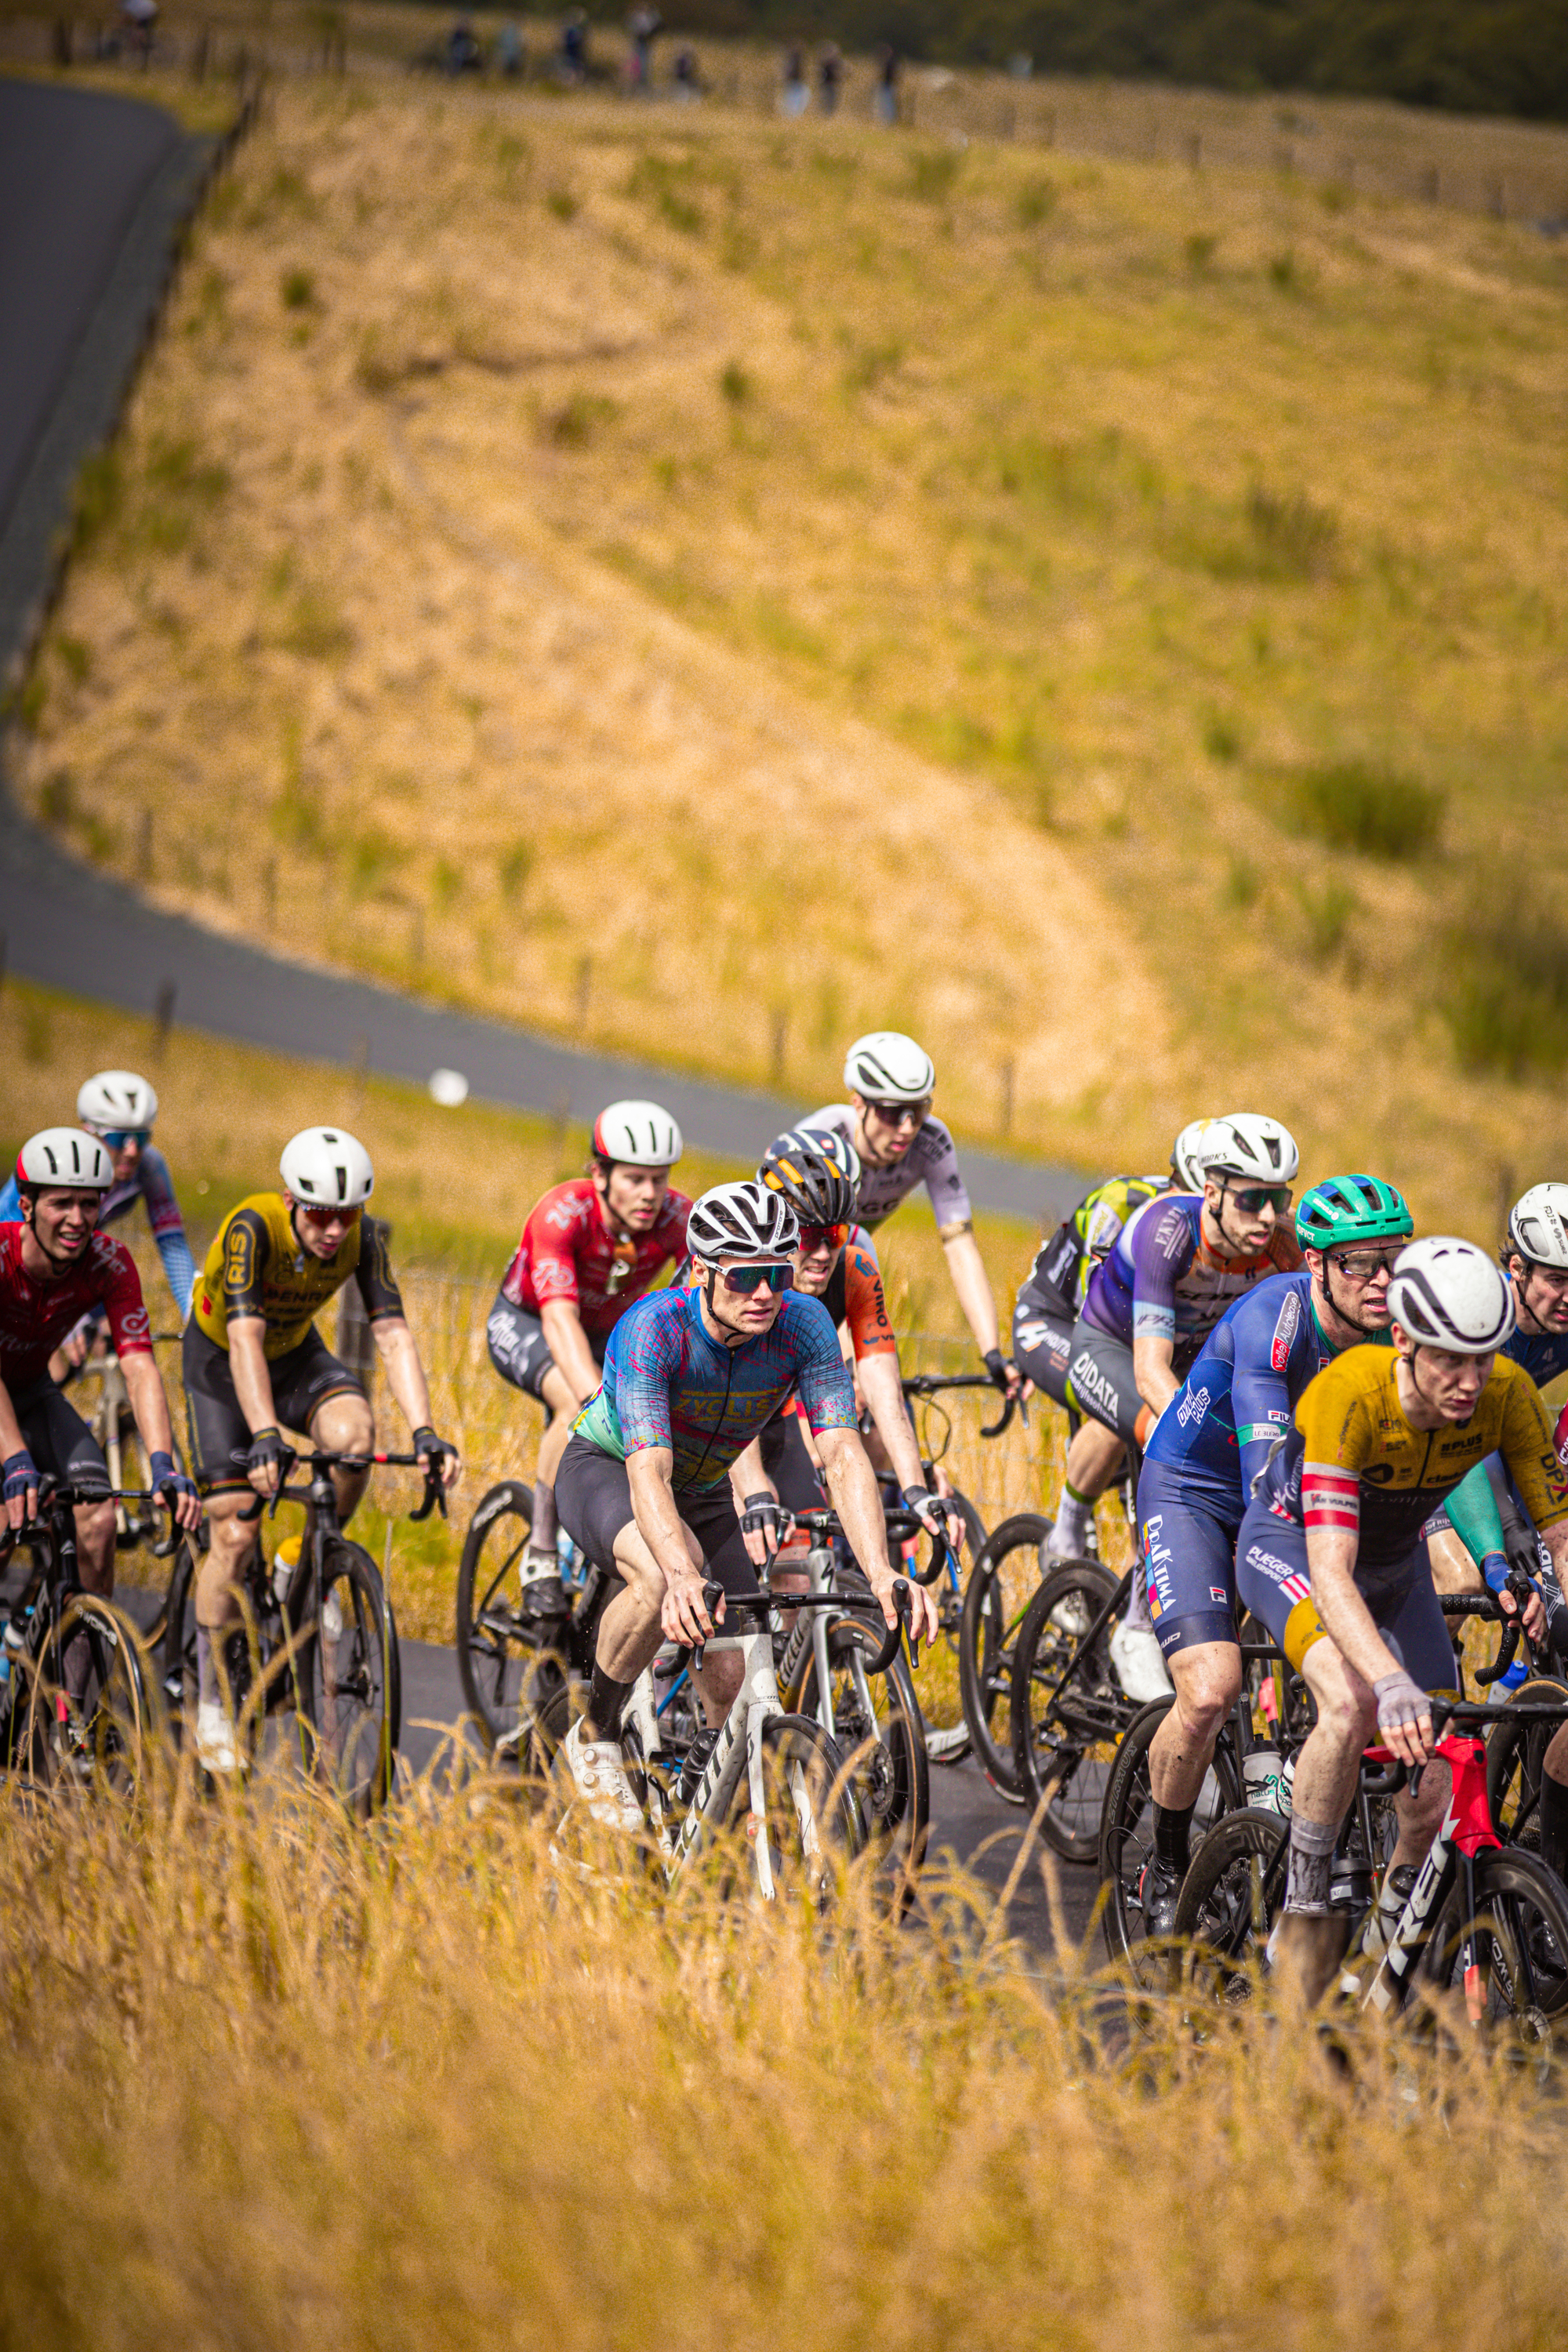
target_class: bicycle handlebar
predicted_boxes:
[235,1446,448,1524]
[900,1371,1025,1439]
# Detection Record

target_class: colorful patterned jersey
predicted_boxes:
[572,1283,856,1494]
[501,1179,691,1338]
[803,1104,973,1233]
[1083,1192,1304,1358]
[194,1195,403,1359]
[0,1224,151,1396]
[1258,1345,1568,1574]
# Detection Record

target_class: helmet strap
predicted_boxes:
[1316,1255,1375,1345]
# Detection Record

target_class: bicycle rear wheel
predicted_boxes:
[1010,1559,1127,1860]
[456,1480,550,1750]
[958,1512,1051,1802]
[1420,1847,1568,2032]
[300,1540,400,1815]
[795,1618,928,1910]
[721,1716,863,1907]
[1486,1676,1568,1848]
[27,1595,156,1798]
[1099,1696,1245,1982]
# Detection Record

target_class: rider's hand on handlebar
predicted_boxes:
[662,1565,721,1650]
[739,1490,788,1567]
[983,1348,1025,1403]
[245,1426,286,1499]
[149,1450,203,1534]
[902,1484,965,1552]
[2,1448,39,1530]
[869,1559,938,1647]
[412,1426,463,1489]
[1373,1668,1434,1767]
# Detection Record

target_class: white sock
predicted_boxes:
[1054,1490,1092,1553]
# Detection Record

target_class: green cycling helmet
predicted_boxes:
[1295,1173,1414,1251]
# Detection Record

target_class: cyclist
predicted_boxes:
[488,1101,689,1619]
[0,1130,200,1704]
[730,1127,962,1550]
[806,1031,1023,1406]
[1133,1174,1413,1932]
[1055,1113,1303,1699]
[1236,1238,1568,2004]
[182,1127,459,1773]
[554,1180,939,1828]
[0,1071,198,1340]
[1011,1118,1214,1413]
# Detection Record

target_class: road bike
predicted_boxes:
[65,1332,189,1564]
[0,1477,158,1795]
[1174,1695,1568,2042]
[895,1371,1004,1766]
[456,1478,616,1758]
[159,1446,435,1813]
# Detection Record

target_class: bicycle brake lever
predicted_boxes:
[692,1577,724,1672]
[895,1578,916,1672]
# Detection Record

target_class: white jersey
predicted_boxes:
[804,1105,973,1233]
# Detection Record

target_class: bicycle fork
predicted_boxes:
[662,1631,806,1899]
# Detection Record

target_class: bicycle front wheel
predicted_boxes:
[456,1479,546,1750]
[1171,1805,1289,2007]
[1420,1846,1568,2032]
[795,1618,929,1909]
[300,1541,401,1815]
[1011,1558,1127,1860]
[1486,1676,1568,1848]
[28,1595,156,1798]
[1099,1696,1244,1982]
[958,1512,1051,1802]
[722,1716,863,1907]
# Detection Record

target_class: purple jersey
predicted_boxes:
[1083,1193,1303,1359]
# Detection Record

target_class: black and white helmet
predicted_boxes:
[843,1031,935,1106]
[687,1180,800,1262]
[1170,1118,1214,1192]
[1508,1184,1568,1272]
[591,1099,683,1168]
[280,1127,375,1208]
[1202,1113,1300,1185]
[78,1069,158,1132]
[1388,1237,1516,1356]
[16,1127,114,1192]
[757,1128,859,1226]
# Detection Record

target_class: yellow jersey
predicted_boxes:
[1261,1341,1568,1573]
[193,1194,403,1360]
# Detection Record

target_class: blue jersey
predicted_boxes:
[1504,1323,1568,1391]
[572,1283,856,1496]
[0,1144,196,1319]
[1144,1270,1351,1521]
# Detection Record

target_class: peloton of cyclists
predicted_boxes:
[553,1180,940,1830]
[1132,1173,1414,1933]
[1055,1113,1304,1700]
[487,1101,691,1620]
[0,1071,198,1350]
[1235,1238,1568,2004]
[183,1126,459,1773]
[0,1130,201,1715]
[806,1033,1025,1408]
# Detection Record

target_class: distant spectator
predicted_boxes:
[626,2,661,91]
[672,45,702,101]
[873,43,899,123]
[495,17,524,75]
[120,0,157,65]
[779,42,808,117]
[818,42,843,114]
[559,7,587,82]
[446,14,482,73]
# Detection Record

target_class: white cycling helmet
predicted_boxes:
[1202,1113,1300,1185]
[77,1069,158,1133]
[280,1127,375,1209]
[1508,1184,1568,1272]
[16,1127,114,1192]
[591,1099,683,1168]
[687,1180,800,1262]
[843,1031,935,1106]
[1171,1118,1215,1192]
[1388,1237,1516,1356]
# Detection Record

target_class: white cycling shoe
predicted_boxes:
[561,1718,644,1831]
[1109,1621,1173,1704]
[195,1700,241,1774]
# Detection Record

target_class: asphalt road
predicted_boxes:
[0,75,1089,1225]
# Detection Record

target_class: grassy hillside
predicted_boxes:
[14,77,1568,1229]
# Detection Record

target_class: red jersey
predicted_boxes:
[501,1180,691,1338]
[0,1223,152,1396]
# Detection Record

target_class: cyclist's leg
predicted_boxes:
[1371,1570,1457,1875]
[487,1293,597,1593]
[180,1325,262,1754]
[1141,1467,1243,1853]
[276,1330,374,1528]
[1011,1291,1075,1410]
[1055,1319,1141,1557]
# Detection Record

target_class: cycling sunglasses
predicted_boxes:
[1328,1245,1405,1278]
[866,1099,930,1126]
[720,1261,793,1295]
[797,1222,849,1252]
[297,1201,361,1229]
[95,1127,152,1151]
[1223,1183,1293,1214]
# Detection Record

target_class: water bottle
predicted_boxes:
[1243,1748,1294,1817]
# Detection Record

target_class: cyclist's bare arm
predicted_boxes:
[120,1351,201,1530]
[539,1297,604,1406]
[938,1223,1022,1398]
[1304,1526,1409,1693]
[370,1315,462,1483]
[814,1425,938,1644]
[1132,1332,1180,1418]
[727,1436,779,1568]
[858,1351,927,1494]
[0,1373,34,1528]
[626,1446,717,1643]
[228,1316,283,1495]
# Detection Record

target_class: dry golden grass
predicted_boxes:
[2,1749,1568,2348]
